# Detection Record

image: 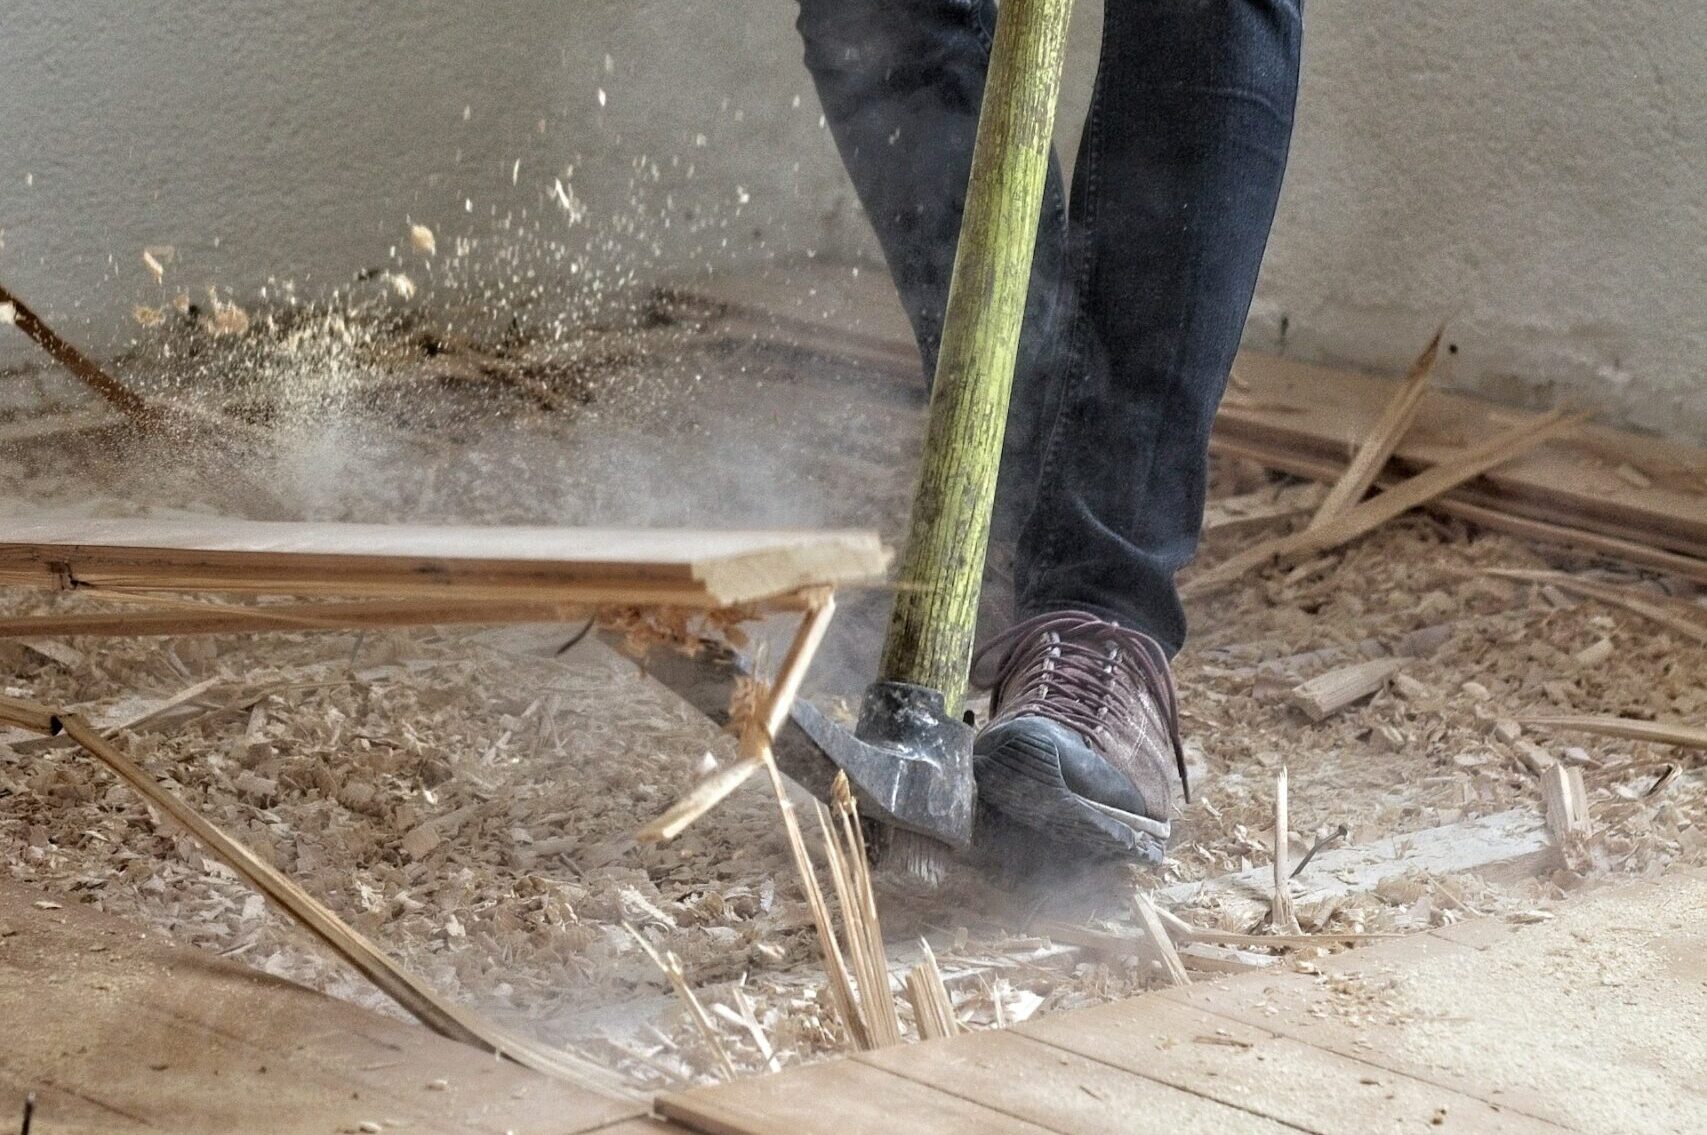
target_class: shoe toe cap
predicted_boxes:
[977,716,1151,819]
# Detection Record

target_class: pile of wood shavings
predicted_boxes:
[2,296,1704,1086]
[3,484,1702,1089]
[0,612,834,1045]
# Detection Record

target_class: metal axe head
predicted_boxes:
[612,632,975,850]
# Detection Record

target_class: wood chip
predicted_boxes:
[1287,658,1407,722]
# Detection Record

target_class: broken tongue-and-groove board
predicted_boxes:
[0,517,890,609]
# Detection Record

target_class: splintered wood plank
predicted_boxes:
[1020,994,1566,1134]
[1218,353,1707,562]
[857,1028,1293,1134]
[0,517,889,608]
[1211,432,1707,584]
[660,1058,1049,1135]
[684,266,1707,570]
[0,883,639,1135]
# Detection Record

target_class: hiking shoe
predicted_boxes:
[970,611,1188,865]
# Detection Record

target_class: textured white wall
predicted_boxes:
[1249,1,1707,441]
[2,2,1702,439]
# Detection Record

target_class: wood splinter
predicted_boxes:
[0,280,157,426]
[902,939,960,1041]
[1132,892,1190,987]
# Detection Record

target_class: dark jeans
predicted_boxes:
[797,0,1302,655]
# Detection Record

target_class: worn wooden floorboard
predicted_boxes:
[664,872,1707,1135]
[856,1028,1295,1134]
[659,1058,1052,1135]
[0,881,641,1135]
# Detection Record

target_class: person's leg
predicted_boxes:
[972,0,1302,866]
[1016,0,1304,656]
[794,0,1071,547]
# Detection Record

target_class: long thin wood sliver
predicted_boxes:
[0,281,156,424]
[636,592,838,844]
[637,754,767,845]
[27,710,629,1096]
[831,778,903,1047]
[1184,407,1582,597]
[903,939,959,1041]
[624,924,738,1081]
[814,800,873,1039]
[1271,766,1300,934]
[764,750,867,1049]
[1485,568,1707,645]
[744,598,869,1048]
[0,694,61,734]
[1309,327,1441,527]
[1180,927,1399,948]
[1036,918,1395,957]
[760,588,836,740]
[1519,714,1707,751]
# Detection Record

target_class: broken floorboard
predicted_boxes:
[680,264,1707,582]
[0,518,890,609]
[0,880,642,1135]
[662,870,1707,1134]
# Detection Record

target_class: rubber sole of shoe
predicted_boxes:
[974,721,1169,867]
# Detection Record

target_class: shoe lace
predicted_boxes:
[971,611,1189,802]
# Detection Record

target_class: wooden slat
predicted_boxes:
[1157,807,1552,926]
[662,1058,1049,1135]
[0,597,586,638]
[1162,873,1707,1131]
[1184,408,1583,596]
[857,1028,1293,1134]
[0,518,889,608]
